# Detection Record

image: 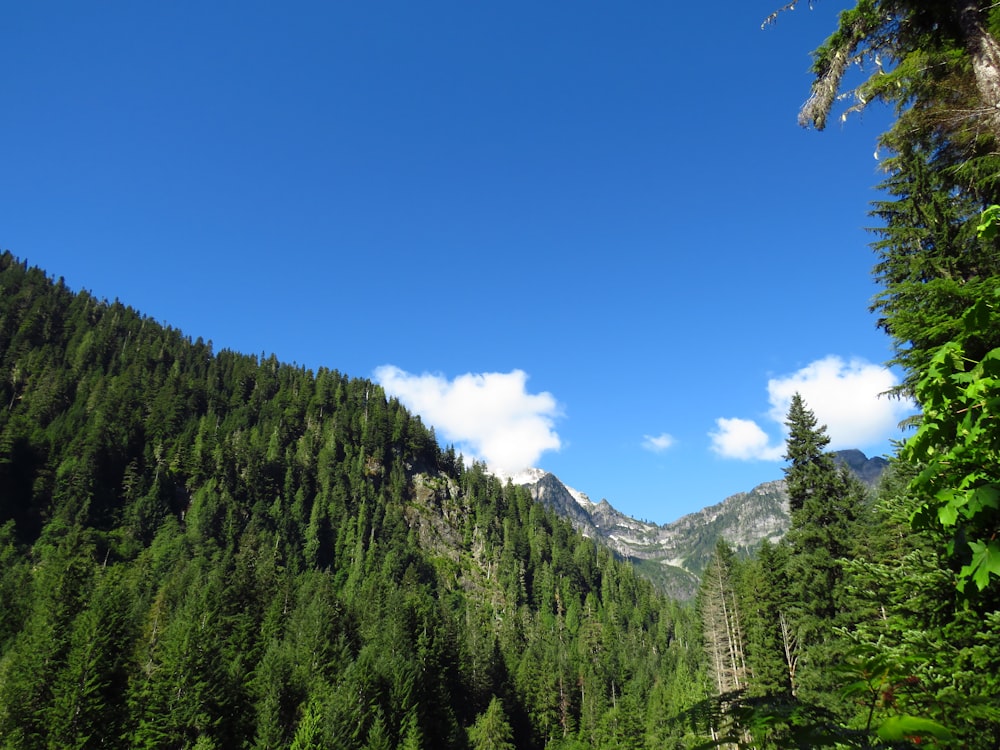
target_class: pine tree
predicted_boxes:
[740,540,794,698]
[869,136,1000,398]
[47,566,139,750]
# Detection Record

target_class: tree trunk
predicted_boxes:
[954,0,1000,140]
[779,612,798,697]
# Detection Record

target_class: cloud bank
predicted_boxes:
[374,365,562,475]
[710,356,915,461]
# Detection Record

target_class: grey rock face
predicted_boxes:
[519,449,886,600]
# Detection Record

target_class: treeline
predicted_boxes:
[0,251,708,749]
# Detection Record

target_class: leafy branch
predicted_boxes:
[903,207,1000,594]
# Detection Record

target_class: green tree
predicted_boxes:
[740,540,794,698]
[776,0,1000,143]
[288,701,324,750]
[468,697,516,750]
[47,566,139,750]
[128,562,235,749]
[775,2,1000,401]
[697,541,748,697]
[0,524,96,748]
[782,393,834,515]
[903,287,1000,596]
[781,395,866,708]
[869,138,1000,399]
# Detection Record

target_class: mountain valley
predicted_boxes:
[518,450,888,599]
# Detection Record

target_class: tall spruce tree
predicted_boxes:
[782,393,833,515]
[739,540,794,698]
[781,394,866,710]
[772,1,1000,400]
[869,137,1000,399]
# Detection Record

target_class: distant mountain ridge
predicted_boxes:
[517,450,887,599]
[831,449,890,486]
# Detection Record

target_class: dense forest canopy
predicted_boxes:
[0,252,707,749]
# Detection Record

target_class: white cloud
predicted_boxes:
[373,365,562,475]
[710,356,916,461]
[765,356,914,449]
[709,417,784,461]
[642,433,676,453]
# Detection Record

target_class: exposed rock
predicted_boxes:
[518,449,887,600]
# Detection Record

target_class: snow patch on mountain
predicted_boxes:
[506,467,548,485]
[503,468,593,507]
[564,484,593,507]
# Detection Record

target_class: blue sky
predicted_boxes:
[2,2,916,523]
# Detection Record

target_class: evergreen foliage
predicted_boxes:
[693,395,1000,747]
[704,6,1000,743]
[868,137,1000,398]
[782,393,834,514]
[4,4,1000,746]
[0,251,707,749]
[769,0,1000,402]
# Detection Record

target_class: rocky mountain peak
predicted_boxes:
[516,449,887,600]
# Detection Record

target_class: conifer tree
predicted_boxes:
[782,393,833,515]
[468,697,516,750]
[781,395,866,710]
[698,541,748,697]
[740,540,794,698]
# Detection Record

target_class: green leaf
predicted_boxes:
[876,714,954,742]
[963,297,994,333]
[976,205,1000,241]
[968,485,1000,515]
[978,348,1000,378]
[934,489,962,527]
[959,540,1000,592]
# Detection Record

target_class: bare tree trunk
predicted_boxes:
[955,0,1000,140]
[729,590,749,689]
[702,554,751,694]
[779,611,798,697]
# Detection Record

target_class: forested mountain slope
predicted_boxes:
[5,246,999,750]
[0,252,707,749]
